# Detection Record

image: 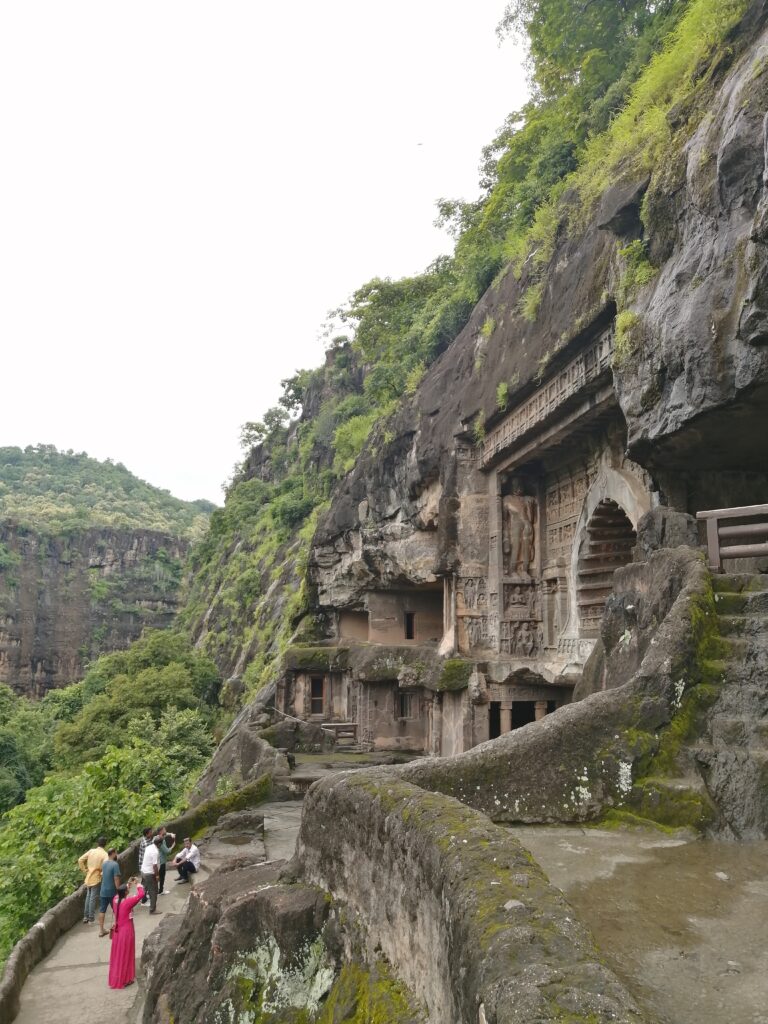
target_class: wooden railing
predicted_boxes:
[696,504,768,572]
[320,721,358,748]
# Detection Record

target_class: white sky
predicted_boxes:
[0,2,528,504]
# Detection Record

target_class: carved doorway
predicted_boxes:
[576,499,636,638]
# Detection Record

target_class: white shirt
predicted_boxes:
[180,843,201,870]
[140,843,160,875]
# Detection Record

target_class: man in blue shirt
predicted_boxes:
[98,848,121,937]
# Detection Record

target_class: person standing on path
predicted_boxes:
[108,878,144,989]
[137,827,153,905]
[98,848,121,936]
[77,836,108,924]
[155,827,175,895]
[140,835,163,914]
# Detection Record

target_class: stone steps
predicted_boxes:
[713,614,768,637]
[712,573,768,594]
[685,571,768,835]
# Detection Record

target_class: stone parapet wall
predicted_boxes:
[297,772,645,1024]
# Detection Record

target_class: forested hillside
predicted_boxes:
[0,445,214,538]
[0,446,216,696]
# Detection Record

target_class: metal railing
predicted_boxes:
[696,503,768,572]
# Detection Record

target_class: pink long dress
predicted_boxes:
[108,885,144,989]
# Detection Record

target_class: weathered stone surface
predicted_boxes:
[0,524,187,697]
[634,507,700,561]
[297,773,646,1024]
[142,861,292,1023]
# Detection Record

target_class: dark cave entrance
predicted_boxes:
[489,701,501,739]
[511,701,537,729]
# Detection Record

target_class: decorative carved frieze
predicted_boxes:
[558,637,597,660]
[544,458,599,565]
[481,329,613,466]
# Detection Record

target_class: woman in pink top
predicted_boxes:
[108,878,144,989]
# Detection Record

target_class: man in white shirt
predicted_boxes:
[172,837,201,884]
[140,835,163,913]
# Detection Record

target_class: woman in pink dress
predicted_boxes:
[108,878,144,989]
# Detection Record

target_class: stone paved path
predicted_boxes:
[14,876,192,1024]
[12,758,395,1024]
[14,800,307,1024]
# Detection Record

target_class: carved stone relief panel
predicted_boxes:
[499,619,543,656]
[503,582,538,619]
[544,458,599,568]
[481,327,613,467]
[459,576,488,611]
[457,494,491,576]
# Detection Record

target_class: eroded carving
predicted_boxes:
[481,328,613,465]
[502,481,536,578]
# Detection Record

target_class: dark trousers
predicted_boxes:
[158,863,167,893]
[141,872,158,911]
[178,861,197,882]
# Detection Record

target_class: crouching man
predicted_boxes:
[172,837,201,884]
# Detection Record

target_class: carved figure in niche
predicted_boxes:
[465,617,483,648]
[463,577,476,610]
[477,578,487,608]
[519,622,531,656]
[502,480,536,578]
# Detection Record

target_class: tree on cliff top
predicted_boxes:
[499,0,681,99]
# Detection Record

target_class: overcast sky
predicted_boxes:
[0,2,527,504]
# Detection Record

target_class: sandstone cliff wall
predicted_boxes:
[310,4,768,610]
[0,524,187,697]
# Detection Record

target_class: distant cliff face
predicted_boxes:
[0,525,188,698]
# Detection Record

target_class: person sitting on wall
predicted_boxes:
[171,837,201,884]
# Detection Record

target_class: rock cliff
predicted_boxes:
[143,3,768,1021]
[0,524,187,697]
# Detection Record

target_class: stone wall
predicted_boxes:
[297,773,645,1024]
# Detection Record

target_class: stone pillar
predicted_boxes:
[500,703,513,735]
[429,694,442,756]
[487,470,503,653]
[535,700,548,721]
